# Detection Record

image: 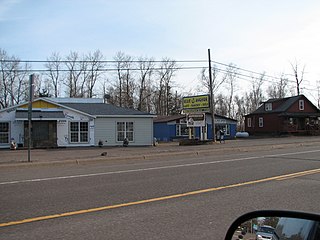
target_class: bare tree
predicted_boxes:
[0,49,30,108]
[215,93,228,116]
[198,65,226,116]
[199,66,224,95]
[171,90,183,114]
[84,50,105,98]
[45,52,62,97]
[137,56,155,111]
[0,49,16,107]
[290,59,305,95]
[104,85,118,105]
[233,95,247,131]
[14,63,30,103]
[64,51,85,97]
[155,58,178,115]
[267,73,289,99]
[225,63,238,118]
[114,52,124,107]
[113,52,135,108]
[32,74,45,98]
[246,73,266,112]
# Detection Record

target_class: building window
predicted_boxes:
[259,117,264,128]
[225,124,230,135]
[265,103,272,111]
[70,122,89,143]
[0,122,9,144]
[176,123,188,136]
[247,118,252,128]
[299,100,304,110]
[117,122,134,142]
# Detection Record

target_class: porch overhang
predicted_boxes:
[15,110,65,121]
[278,112,320,118]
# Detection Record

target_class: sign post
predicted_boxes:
[208,49,215,142]
[27,74,34,162]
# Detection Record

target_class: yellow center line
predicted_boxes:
[1,168,320,228]
[276,168,320,181]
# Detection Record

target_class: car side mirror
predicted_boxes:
[224,210,320,240]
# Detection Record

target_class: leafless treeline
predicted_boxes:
[0,49,181,115]
[0,49,31,108]
[198,65,294,130]
[0,48,315,129]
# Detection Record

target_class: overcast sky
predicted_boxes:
[1,0,320,102]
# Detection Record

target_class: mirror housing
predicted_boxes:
[225,210,320,240]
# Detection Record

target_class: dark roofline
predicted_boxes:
[246,95,320,116]
[154,115,185,123]
[261,96,292,103]
[214,113,237,122]
[60,102,155,117]
[154,113,237,123]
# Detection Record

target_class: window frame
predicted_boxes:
[116,121,134,142]
[299,100,305,111]
[247,118,252,128]
[176,123,188,137]
[0,122,10,144]
[265,103,272,111]
[224,124,230,136]
[69,121,89,143]
[259,117,264,128]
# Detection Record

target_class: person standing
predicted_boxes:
[220,129,225,143]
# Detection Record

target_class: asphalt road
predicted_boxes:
[1,143,320,239]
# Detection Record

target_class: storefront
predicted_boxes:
[154,114,237,142]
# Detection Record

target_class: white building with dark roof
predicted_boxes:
[0,98,155,148]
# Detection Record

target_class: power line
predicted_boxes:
[1,58,318,90]
[3,66,207,72]
[1,59,207,64]
[0,58,285,80]
[211,60,287,81]
[0,58,297,80]
[212,66,319,92]
[0,58,284,76]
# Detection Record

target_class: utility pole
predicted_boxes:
[27,74,34,162]
[208,49,215,142]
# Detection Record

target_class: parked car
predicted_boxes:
[225,210,320,240]
[256,225,275,240]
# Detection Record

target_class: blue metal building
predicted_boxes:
[154,114,237,142]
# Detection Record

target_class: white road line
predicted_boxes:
[1,149,319,185]
[264,149,320,158]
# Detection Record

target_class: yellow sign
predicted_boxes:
[183,95,210,110]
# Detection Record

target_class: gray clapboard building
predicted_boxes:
[0,98,155,148]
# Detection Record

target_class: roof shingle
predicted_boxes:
[61,103,154,116]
